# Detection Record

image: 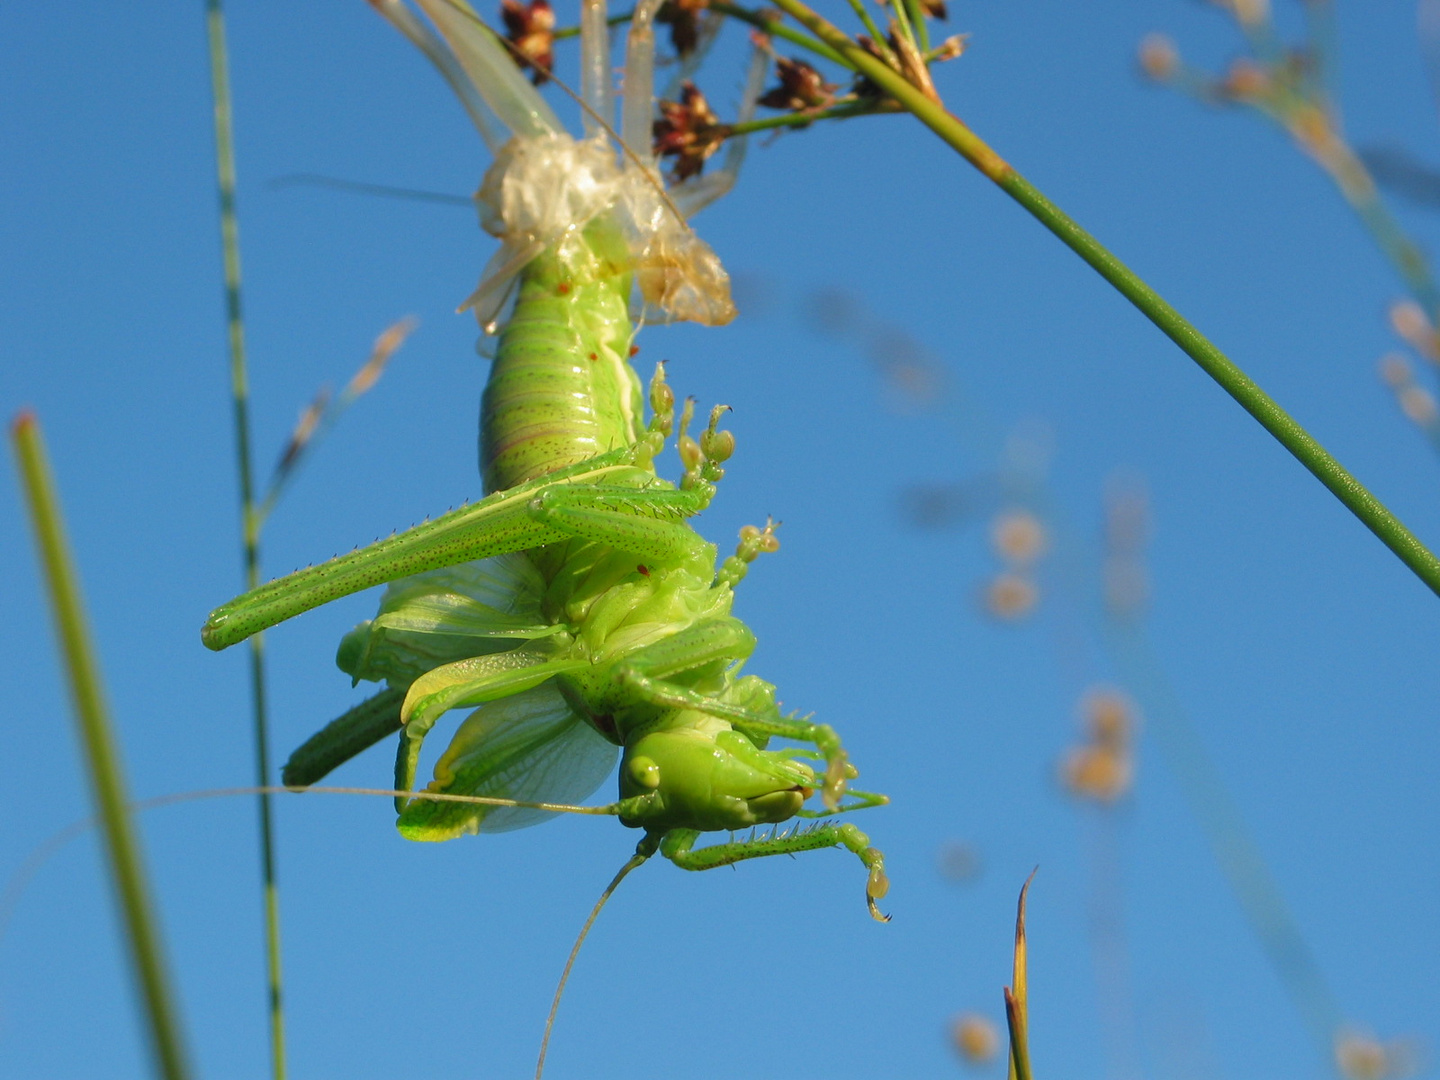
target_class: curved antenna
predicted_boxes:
[0,785,627,953]
[535,840,656,1080]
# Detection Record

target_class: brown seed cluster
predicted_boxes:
[653,82,728,182]
[982,509,1047,622]
[500,0,555,85]
[657,0,710,57]
[759,56,839,114]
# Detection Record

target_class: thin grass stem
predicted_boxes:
[726,98,898,136]
[204,5,287,1077]
[765,0,1440,598]
[10,413,194,1080]
[710,2,846,66]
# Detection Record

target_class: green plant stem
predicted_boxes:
[552,9,634,40]
[205,4,288,1078]
[11,413,193,1080]
[726,98,897,137]
[710,2,846,66]
[767,0,1440,598]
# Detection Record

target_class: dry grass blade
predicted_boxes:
[1004,869,1036,1080]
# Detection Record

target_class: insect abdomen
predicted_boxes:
[481,218,643,494]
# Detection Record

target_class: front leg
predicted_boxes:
[612,622,853,809]
[660,824,891,922]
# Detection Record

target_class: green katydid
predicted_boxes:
[202,0,889,933]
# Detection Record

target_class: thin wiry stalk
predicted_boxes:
[11,413,194,1080]
[725,98,899,137]
[1106,621,1343,1058]
[204,4,288,1077]
[763,0,1440,600]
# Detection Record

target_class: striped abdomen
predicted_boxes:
[481,217,644,494]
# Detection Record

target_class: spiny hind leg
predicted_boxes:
[525,387,739,564]
[660,823,891,922]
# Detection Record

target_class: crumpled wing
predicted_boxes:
[397,682,617,841]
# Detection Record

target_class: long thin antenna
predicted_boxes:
[535,840,656,1080]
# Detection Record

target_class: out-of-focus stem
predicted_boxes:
[11,413,193,1080]
[767,0,1440,599]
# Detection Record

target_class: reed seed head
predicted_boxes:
[950,1013,1000,1064]
[500,0,556,85]
[983,573,1038,620]
[990,510,1047,565]
[1138,34,1179,81]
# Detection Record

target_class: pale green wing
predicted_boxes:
[398,682,617,841]
[338,555,562,687]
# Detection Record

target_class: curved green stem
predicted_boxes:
[766,0,1440,597]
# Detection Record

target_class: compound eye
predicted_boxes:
[628,754,661,790]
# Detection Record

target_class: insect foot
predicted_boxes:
[716,519,781,589]
[676,397,734,490]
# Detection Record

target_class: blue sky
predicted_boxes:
[2,2,1437,1078]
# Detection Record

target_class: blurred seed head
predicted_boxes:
[500,0,556,84]
[1083,687,1136,750]
[1061,745,1133,803]
[1399,385,1438,426]
[1217,0,1270,27]
[950,1013,1001,1065]
[1138,33,1179,81]
[1389,299,1440,362]
[936,841,981,883]
[1223,58,1270,100]
[990,509,1047,566]
[345,316,417,401]
[1061,687,1137,802]
[983,573,1039,621]
[1334,1028,1423,1080]
[1379,352,1413,389]
[865,324,944,408]
[277,386,333,475]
